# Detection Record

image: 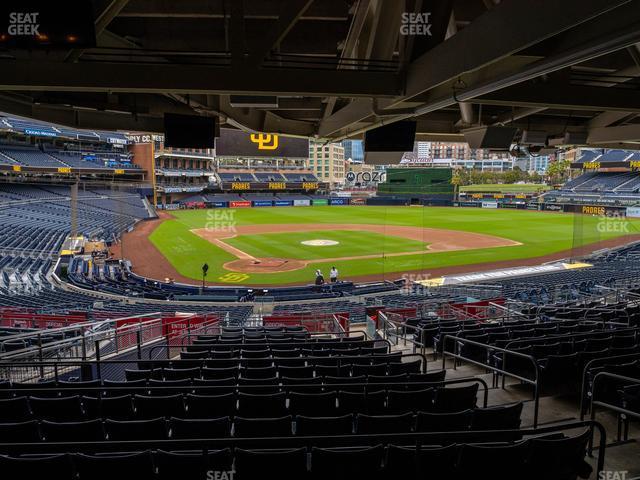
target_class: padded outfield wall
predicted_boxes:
[376,167,454,204]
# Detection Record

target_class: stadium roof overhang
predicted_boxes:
[1,0,640,148]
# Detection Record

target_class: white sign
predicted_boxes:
[481,201,498,209]
[626,206,640,218]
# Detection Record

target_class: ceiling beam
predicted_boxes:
[403,0,633,103]
[65,0,131,62]
[0,60,402,97]
[588,111,635,129]
[248,0,315,66]
[472,82,640,112]
[588,124,640,143]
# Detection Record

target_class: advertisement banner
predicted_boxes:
[627,206,640,218]
[252,200,273,207]
[275,200,293,206]
[526,203,540,210]
[329,198,349,206]
[293,199,311,206]
[350,197,366,205]
[499,203,520,209]
[205,201,227,208]
[312,199,328,206]
[458,201,481,208]
[481,201,498,209]
[543,203,564,212]
[229,201,251,208]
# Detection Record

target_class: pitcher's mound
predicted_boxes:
[223,257,307,273]
[301,239,339,246]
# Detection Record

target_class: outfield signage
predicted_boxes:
[229,201,251,208]
[458,201,480,208]
[543,204,563,212]
[481,201,498,209]
[231,182,251,190]
[293,199,311,206]
[24,128,57,137]
[275,200,292,206]
[206,201,227,208]
[215,128,309,158]
[253,200,273,207]
[329,198,349,206]
[350,198,366,205]
[626,206,640,218]
[526,203,540,210]
[312,199,328,206]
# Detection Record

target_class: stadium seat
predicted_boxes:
[385,444,458,478]
[433,384,478,412]
[186,393,237,418]
[311,445,384,480]
[29,396,83,421]
[0,420,41,443]
[169,416,231,439]
[235,448,308,480]
[295,414,354,436]
[74,451,155,480]
[155,449,233,480]
[105,417,168,440]
[0,454,75,479]
[233,416,293,437]
[386,388,434,414]
[41,419,106,442]
[289,391,337,417]
[416,410,473,432]
[237,392,287,418]
[355,413,414,434]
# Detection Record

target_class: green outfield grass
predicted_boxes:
[460,184,551,193]
[147,206,640,285]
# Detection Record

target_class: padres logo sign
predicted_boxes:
[218,273,250,283]
[250,133,279,150]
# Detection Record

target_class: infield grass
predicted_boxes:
[147,206,640,285]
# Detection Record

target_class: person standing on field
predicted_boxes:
[330,266,339,283]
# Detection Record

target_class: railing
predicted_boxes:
[0,351,432,386]
[589,372,640,446]
[0,313,221,382]
[379,311,427,355]
[441,335,542,427]
[579,351,640,420]
[0,419,607,477]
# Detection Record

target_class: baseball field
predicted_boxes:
[121,206,640,285]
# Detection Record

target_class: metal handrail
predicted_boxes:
[503,326,639,351]
[589,371,640,446]
[441,334,541,427]
[0,419,607,477]
[579,351,640,420]
[0,352,430,382]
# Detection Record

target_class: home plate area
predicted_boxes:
[301,239,340,246]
